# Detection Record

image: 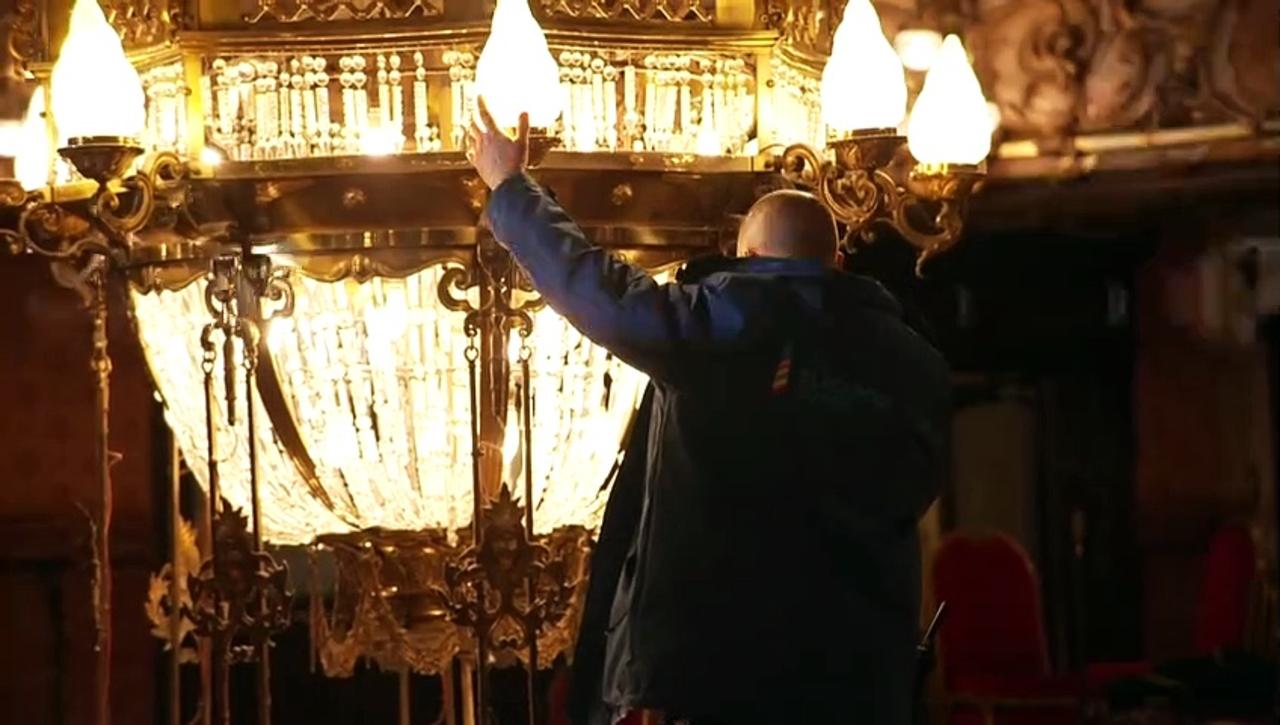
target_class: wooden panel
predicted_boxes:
[0,255,160,722]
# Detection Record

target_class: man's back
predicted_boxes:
[600,265,949,724]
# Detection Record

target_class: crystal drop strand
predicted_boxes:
[376,55,391,138]
[339,57,356,155]
[237,61,256,161]
[590,56,606,150]
[144,73,159,150]
[413,51,430,151]
[663,59,679,150]
[314,57,332,156]
[175,67,189,153]
[252,64,270,159]
[448,66,463,150]
[678,67,693,147]
[353,56,370,149]
[623,63,640,150]
[277,59,294,158]
[642,56,656,150]
[212,59,233,151]
[572,57,592,151]
[713,62,729,147]
[291,59,309,157]
[602,64,619,151]
[580,54,596,150]
[557,56,575,151]
[300,57,319,156]
[262,62,280,158]
[460,51,476,137]
[389,54,405,151]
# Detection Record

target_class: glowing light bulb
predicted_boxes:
[894,29,943,72]
[13,90,52,190]
[820,0,907,134]
[50,0,146,142]
[907,35,993,166]
[474,0,564,130]
[199,146,224,167]
[695,125,721,156]
[360,123,401,156]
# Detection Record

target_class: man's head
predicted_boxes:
[735,189,839,265]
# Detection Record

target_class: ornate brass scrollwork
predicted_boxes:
[779,134,986,275]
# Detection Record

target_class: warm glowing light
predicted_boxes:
[360,124,402,156]
[12,90,52,190]
[131,265,648,543]
[820,0,907,133]
[475,0,564,130]
[907,35,992,165]
[894,29,944,72]
[695,121,722,156]
[50,0,146,141]
[199,146,224,168]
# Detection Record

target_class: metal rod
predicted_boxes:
[520,352,538,725]
[399,666,412,725]
[245,334,272,725]
[168,432,182,725]
[90,270,114,725]
[442,662,457,725]
[202,329,228,725]
[465,344,488,723]
[459,657,477,725]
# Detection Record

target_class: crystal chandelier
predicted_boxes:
[0,1,991,723]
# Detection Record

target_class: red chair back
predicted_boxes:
[932,533,1051,685]
[1193,524,1256,654]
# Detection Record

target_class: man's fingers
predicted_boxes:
[467,118,482,145]
[476,95,500,136]
[516,112,530,147]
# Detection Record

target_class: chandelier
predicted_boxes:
[0,0,993,723]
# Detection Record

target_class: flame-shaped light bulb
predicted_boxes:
[14,91,52,190]
[820,0,907,134]
[50,0,146,142]
[474,0,564,130]
[907,35,993,166]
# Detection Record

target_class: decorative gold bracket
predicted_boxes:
[778,132,986,275]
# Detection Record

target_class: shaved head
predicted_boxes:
[736,190,838,265]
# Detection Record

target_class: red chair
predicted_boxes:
[1083,523,1259,693]
[1192,524,1257,655]
[932,533,1084,725]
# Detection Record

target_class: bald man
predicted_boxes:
[471,103,949,725]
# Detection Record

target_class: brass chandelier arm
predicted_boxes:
[87,151,188,239]
[777,140,985,274]
[889,197,967,277]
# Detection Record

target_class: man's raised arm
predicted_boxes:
[485,172,746,381]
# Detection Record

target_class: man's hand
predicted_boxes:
[467,96,530,190]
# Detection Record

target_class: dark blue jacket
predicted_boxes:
[487,173,950,725]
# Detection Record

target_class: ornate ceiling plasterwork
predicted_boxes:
[765,0,1279,143]
[971,0,1278,142]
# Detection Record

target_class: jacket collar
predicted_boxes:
[705,257,903,318]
